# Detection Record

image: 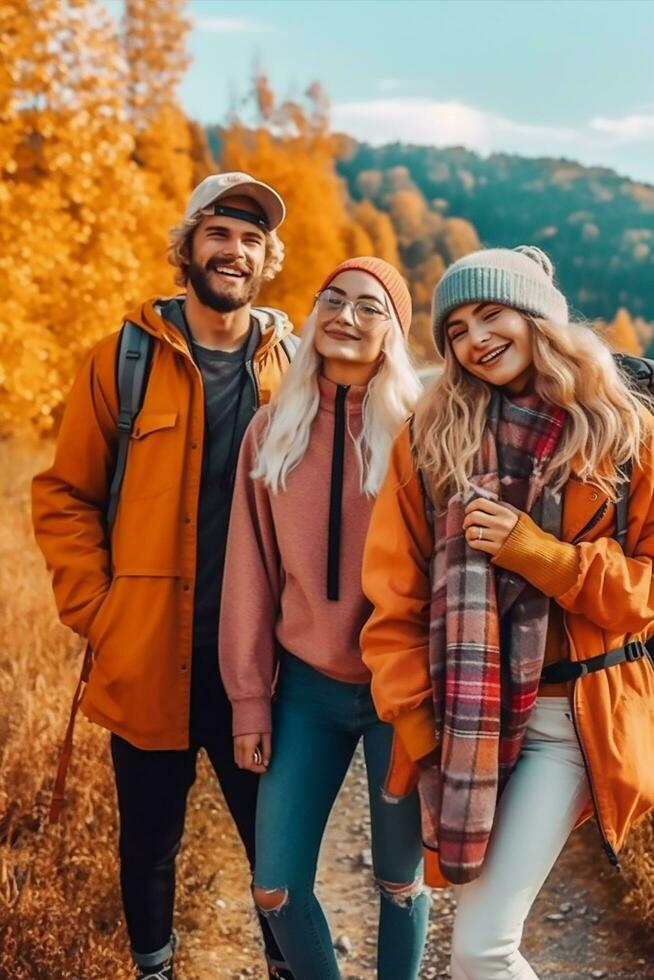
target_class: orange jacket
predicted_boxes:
[32,298,294,750]
[361,421,654,886]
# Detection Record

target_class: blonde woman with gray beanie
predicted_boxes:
[361,245,654,979]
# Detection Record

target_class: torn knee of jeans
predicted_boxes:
[252,884,289,915]
[375,876,426,907]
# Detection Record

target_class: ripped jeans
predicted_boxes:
[253,652,429,980]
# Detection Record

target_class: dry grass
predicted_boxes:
[0,438,130,978]
[1,437,653,980]
[0,439,261,980]
[623,815,654,926]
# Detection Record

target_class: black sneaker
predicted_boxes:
[135,961,173,980]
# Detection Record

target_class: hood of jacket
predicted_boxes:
[124,295,294,362]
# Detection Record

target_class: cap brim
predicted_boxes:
[215,180,285,231]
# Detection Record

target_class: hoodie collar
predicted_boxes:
[317,374,367,414]
[124,295,294,363]
[159,297,261,363]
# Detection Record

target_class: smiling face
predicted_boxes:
[313,269,392,376]
[444,301,535,392]
[186,195,267,312]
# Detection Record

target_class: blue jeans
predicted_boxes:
[254,653,429,980]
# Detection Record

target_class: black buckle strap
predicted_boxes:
[212,203,269,231]
[540,641,646,684]
[117,409,134,432]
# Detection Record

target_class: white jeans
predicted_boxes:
[450,697,592,980]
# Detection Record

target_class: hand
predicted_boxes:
[462,497,520,557]
[234,733,272,774]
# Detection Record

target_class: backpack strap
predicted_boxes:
[540,638,646,684]
[106,322,153,530]
[614,459,633,552]
[408,414,434,525]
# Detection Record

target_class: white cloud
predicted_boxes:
[589,113,654,144]
[194,16,271,34]
[330,97,654,180]
[332,98,576,155]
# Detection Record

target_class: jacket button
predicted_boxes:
[191,441,198,449]
[180,663,188,671]
[183,583,190,592]
[184,515,191,524]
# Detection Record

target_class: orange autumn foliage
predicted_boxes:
[0,0,203,435]
[601,308,643,356]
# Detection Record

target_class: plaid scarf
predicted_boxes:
[419,389,566,884]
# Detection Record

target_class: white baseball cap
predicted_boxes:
[183,171,286,231]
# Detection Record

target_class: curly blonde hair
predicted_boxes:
[414,313,652,509]
[167,205,285,287]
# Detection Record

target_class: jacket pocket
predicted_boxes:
[131,410,178,440]
[120,410,179,502]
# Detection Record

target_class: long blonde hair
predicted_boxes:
[253,309,422,496]
[414,313,650,507]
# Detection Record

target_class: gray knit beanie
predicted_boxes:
[432,245,569,355]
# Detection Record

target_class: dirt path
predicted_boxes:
[173,748,654,980]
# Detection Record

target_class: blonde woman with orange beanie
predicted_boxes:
[220,258,428,979]
[361,245,654,979]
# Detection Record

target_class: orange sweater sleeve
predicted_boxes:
[219,410,281,738]
[494,415,654,637]
[492,512,580,596]
[361,424,437,762]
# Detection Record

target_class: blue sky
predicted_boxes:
[106,0,654,184]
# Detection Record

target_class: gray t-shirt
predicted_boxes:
[160,299,259,648]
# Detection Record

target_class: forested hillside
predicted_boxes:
[337,143,654,323]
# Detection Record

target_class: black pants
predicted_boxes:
[110,645,285,969]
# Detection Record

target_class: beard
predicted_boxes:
[187,259,262,313]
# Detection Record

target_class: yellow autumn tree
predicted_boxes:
[353,200,400,266]
[0,0,153,433]
[0,0,199,435]
[603,308,643,356]
[389,189,430,246]
[122,0,201,291]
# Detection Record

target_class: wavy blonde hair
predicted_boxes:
[167,205,285,287]
[414,313,651,508]
[253,308,422,496]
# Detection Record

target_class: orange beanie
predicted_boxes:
[318,257,412,337]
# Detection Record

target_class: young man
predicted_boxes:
[32,173,297,980]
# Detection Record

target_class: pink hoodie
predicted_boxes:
[220,375,375,736]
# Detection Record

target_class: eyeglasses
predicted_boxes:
[315,288,390,331]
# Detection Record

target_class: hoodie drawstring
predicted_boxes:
[327,385,349,600]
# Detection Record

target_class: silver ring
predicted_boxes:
[478,527,483,541]
[252,747,262,765]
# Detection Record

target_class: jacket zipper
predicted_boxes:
[570,499,608,544]
[327,385,349,600]
[245,358,261,405]
[563,620,620,869]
